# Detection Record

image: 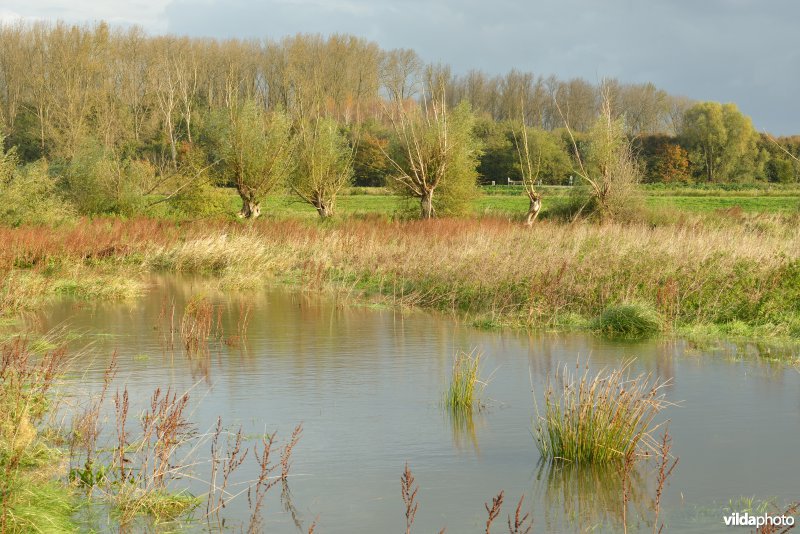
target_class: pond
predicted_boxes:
[38,275,800,533]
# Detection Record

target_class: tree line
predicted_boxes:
[0,21,798,224]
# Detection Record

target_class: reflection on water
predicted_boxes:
[31,275,800,533]
[536,460,653,533]
[446,406,484,455]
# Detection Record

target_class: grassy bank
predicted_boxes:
[1,214,799,348]
[1,339,78,532]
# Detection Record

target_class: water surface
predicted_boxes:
[40,276,800,533]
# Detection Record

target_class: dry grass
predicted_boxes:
[485,490,504,534]
[1,215,799,339]
[180,295,214,354]
[146,217,800,335]
[401,463,418,534]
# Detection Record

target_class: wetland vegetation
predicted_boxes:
[0,18,799,534]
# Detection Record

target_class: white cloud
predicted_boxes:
[0,0,172,31]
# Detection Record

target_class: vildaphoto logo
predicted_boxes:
[723,512,795,528]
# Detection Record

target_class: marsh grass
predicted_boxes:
[0,330,311,531]
[1,338,77,532]
[1,479,76,533]
[7,213,790,356]
[534,361,671,465]
[592,303,663,339]
[3,214,800,349]
[444,349,485,410]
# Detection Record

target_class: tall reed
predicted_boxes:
[110,384,200,525]
[534,361,671,465]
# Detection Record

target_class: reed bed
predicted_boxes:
[534,361,671,465]
[2,214,799,341]
[444,349,485,410]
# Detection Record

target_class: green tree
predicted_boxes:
[680,102,759,182]
[219,101,294,219]
[519,128,571,185]
[351,122,391,187]
[290,117,353,218]
[474,118,515,185]
[765,157,796,183]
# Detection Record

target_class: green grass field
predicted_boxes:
[240,189,800,219]
[645,195,800,212]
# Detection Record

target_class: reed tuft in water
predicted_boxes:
[534,360,671,465]
[444,349,485,410]
[592,303,662,339]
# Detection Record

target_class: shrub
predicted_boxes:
[61,140,154,216]
[0,159,74,227]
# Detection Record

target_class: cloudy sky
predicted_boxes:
[2,0,798,134]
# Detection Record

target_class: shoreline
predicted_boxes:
[2,216,798,358]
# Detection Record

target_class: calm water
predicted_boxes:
[38,276,800,533]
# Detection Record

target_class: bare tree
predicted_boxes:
[0,23,25,134]
[512,121,543,226]
[174,39,199,144]
[152,43,180,169]
[559,88,641,221]
[380,48,422,102]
